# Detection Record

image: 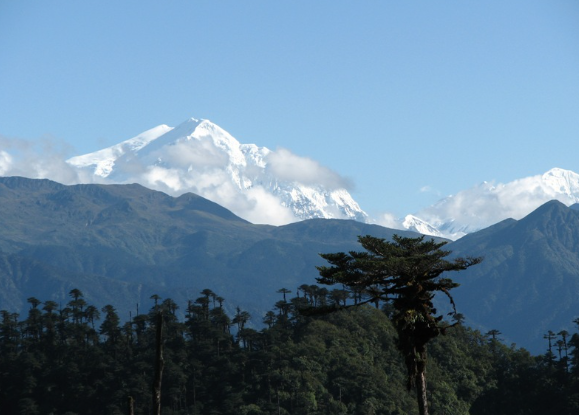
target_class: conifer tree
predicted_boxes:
[316,234,482,415]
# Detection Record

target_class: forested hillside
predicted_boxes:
[0,176,415,320]
[2,287,578,415]
[448,200,579,352]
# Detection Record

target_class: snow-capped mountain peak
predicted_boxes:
[541,168,579,199]
[67,117,368,225]
[402,167,579,240]
[67,119,579,239]
[68,124,173,177]
[402,215,445,238]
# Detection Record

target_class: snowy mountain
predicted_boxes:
[36,117,579,239]
[68,118,368,225]
[403,167,579,240]
[401,215,446,239]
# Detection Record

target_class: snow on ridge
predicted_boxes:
[15,117,579,238]
[403,167,579,240]
[65,117,579,240]
[402,215,445,238]
[192,119,247,166]
[542,168,579,200]
[67,124,173,177]
[65,117,368,225]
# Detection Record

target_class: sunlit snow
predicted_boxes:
[65,117,368,225]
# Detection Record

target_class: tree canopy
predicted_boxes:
[1,284,579,414]
[316,235,482,415]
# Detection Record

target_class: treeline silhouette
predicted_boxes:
[1,287,578,415]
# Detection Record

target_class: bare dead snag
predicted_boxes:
[151,311,164,415]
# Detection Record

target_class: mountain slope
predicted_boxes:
[446,200,579,352]
[2,176,578,353]
[67,117,368,225]
[0,249,188,317]
[0,177,412,319]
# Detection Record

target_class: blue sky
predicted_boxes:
[1,1,578,218]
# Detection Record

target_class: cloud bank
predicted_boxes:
[375,212,404,230]
[0,135,87,184]
[415,169,579,234]
[1,135,356,226]
[137,163,297,225]
[265,148,353,190]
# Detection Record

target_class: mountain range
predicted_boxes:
[63,117,579,241]
[0,176,578,353]
[0,176,408,323]
[2,116,579,353]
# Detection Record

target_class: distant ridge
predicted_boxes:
[0,176,410,320]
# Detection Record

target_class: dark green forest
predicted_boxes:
[1,286,578,415]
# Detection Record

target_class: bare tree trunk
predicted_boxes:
[127,396,135,415]
[416,366,429,415]
[152,312,164,415]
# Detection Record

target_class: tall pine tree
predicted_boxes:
[316,234,482,415]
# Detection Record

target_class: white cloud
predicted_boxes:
[119,164,298,225]
[266,148,352,190]
[0,151,13,175]
[415,172,579,233]
[241,186,297,225]
[0,133,355,227]
[419,185,442,198]
[0,135,85,184]
[159,138,229,169]
[375,212,404,230]
[142,166,185,192]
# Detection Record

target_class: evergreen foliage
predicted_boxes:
[0,287,578,414]
[316,235,482,414]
